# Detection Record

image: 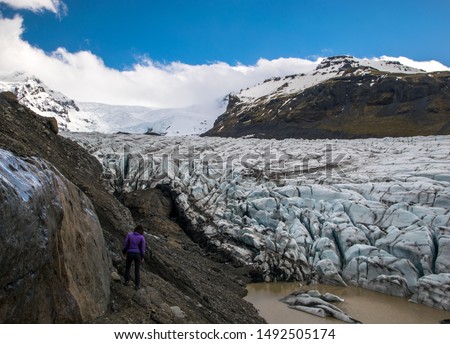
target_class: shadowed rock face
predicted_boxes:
[0,92,135,241]
[0,149,110,323]
[205,71,450,139]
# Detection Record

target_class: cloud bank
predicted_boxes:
[0,16,319,107]
[379,56,449,73]
[0,0,67,16]
[0,15,448,109]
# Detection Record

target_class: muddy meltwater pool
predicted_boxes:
[244,283,450,324]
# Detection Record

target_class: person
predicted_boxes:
[122,224,146,290]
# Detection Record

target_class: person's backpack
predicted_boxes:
[122,235,129,255]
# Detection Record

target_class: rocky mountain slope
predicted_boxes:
[204,56,450,139]
[0,72,84,131]
[65,130,450,311]
[0,92,264,323]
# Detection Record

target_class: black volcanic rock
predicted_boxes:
[204,65,450,139]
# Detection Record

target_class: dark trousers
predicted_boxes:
[124,252,141,287]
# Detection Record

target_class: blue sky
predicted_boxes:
[3,0,450,68]
[0,0,449,107]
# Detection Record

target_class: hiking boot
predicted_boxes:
[135,285,141,291]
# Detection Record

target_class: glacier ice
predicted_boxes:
[64,132,450,307]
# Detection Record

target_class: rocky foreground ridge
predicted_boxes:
[65,128,450,311]
[205,56,450,139]
[0,92,264,323]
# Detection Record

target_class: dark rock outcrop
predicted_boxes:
[0,149,110,323]
[0,92,135,237]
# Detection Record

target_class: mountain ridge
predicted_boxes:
[0,72,224,135]
[2,56,449,139]
[204,56,450,139]
[233,56,424,105]
[0,72,80,131]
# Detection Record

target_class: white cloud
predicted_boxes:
[0,15,319,108]
[0,16,449,109]
[0,0,67,16]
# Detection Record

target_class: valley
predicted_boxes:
[1,54,449,324]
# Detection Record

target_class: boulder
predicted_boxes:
[46,117,59,134]
[170,306,187,320]
[0,149,110,323]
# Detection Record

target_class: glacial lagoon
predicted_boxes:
[245,282,450,324]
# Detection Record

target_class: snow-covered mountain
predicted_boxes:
[0,72,225,135]
[0,72,84,131]
[205,56,450,139]
[234,55,423,104]
[1,56,448,137]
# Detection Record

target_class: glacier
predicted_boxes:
[0,72,225,135]
[64,132,450,309]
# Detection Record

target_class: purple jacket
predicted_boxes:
[123,232,146,256]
